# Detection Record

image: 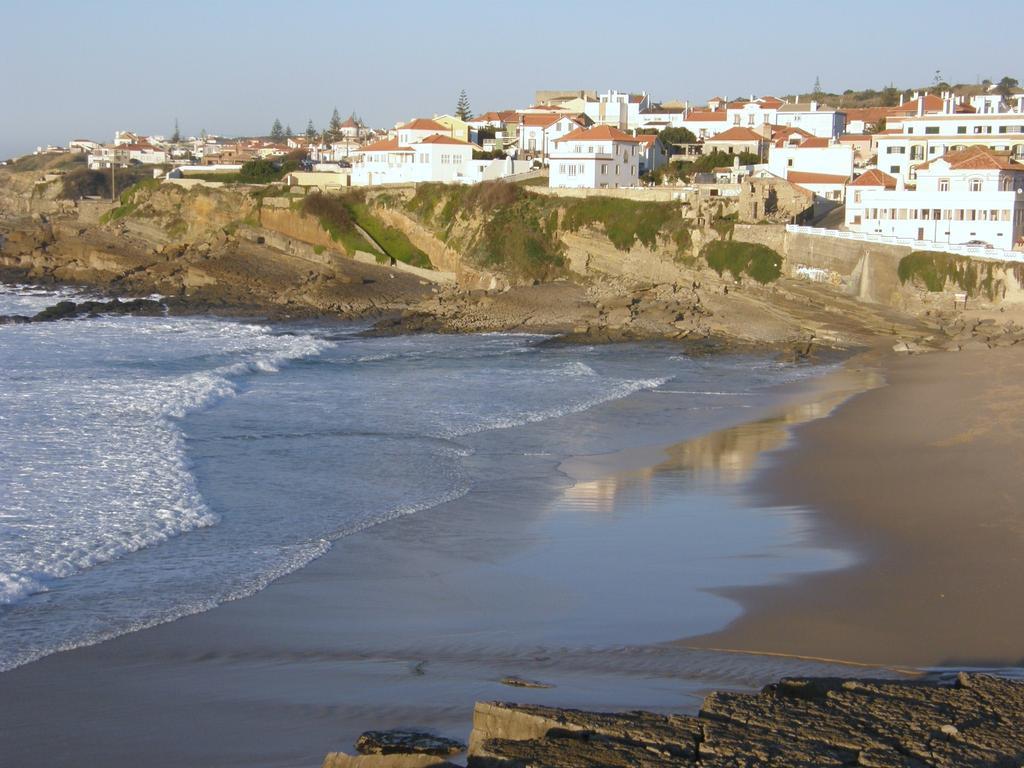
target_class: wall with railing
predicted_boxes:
[785,225,1024,263]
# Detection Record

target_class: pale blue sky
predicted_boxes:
[1,0,1020,158]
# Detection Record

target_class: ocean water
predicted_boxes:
[0,283,834,673]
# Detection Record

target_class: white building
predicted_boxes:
[775,101,846,138]
[725,96,784,129]
[583,90,650,131]
[548,125,641,189]
[676,108,729,140]
[635,134,668,175]
[517,113,587,161]
[767,138,854,180]
[353,133,475,185]
[874,109,1024,183]
[844,147,1024,250]
[68,139,101,154]
[395,118,452,146]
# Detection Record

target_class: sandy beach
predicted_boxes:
[691,347,1024,668]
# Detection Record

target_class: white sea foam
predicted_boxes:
[0,315,333,607]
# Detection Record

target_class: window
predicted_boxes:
[938,178,949,191]
[925,126,939,135]
[890,165,900,173]
[787,158,794,167]
[854,191,861,203]
[957,126,967,134]
[969,178,982,192]
[733,115,740,125]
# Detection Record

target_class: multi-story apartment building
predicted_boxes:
[845,147,1024,250]
[875,104,1024,183]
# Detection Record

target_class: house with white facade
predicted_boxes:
[874,108,1024,183]
[516,113,587,161]
[395,118,452,146]
[844,147,1024,250]
[767,138,853,181]
[548,125,641,189]
[583,91,650,131]
[775,101,846,138]
[352,133,476,186]
[767,137,853,204]
[725,97,784,130]
[677,108,729,140]
[635,134,668,175]
[68,139,101,154]
[703,127,768,158]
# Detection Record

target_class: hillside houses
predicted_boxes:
[548,125,641,189]
[845,147,1024,250]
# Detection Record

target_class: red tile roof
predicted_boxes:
[417,134,472,146]
[685,110,728,122]
[556,125,640,144]
[357,137,404,153]
[931,145,1024,171]
[787,171,850,185]
[848,169,897,188]
[706,127,764,142]
[399,118,448,131]
[798,137,831,148]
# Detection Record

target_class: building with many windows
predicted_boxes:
[548,125,641,189]
[844,147,1024,250]
[874,106,1024,183]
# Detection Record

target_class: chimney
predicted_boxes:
[896,175,905,191]
[899,93,904,106]
[795,94,800,104]
[917,97,925,117]
[810,100,819,112]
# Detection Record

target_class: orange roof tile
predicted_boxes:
[417,134,472,146]
[686,111,728,122]
[706,127,764,142]
[399,118,448,131]
[848,169,897,188]
[787,171,850,185]
[556,125,641,144]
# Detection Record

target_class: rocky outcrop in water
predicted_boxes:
[323,674,1024,767]
[0,298,167,324]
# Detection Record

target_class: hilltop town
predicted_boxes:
[3,78,1024,353]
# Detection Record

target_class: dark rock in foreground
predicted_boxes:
[466,673,1024,767]
[355,730,465,756]
[1,298,165,324]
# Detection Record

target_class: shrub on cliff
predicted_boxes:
[702,240,782,284]
[897,251,1000,299]
[238,159,281,184]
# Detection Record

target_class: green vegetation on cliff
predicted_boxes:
[897,251,1008,300]
[402,182,696,280]
[701,240,782,284]
[405,182,565,280]
[99,178,162,223]
[302,192,431,268]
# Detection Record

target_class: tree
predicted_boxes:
[305,119,317,141]
[285,124,294,139]
[455,90,472,121]
[658,126,697,150]
[270,118,285,140]
[171,118,181,143]
[997,76,1020,99]
[880,85,901,107]
[238,158,280,184]
[328,108,342,138]
[933,69,945,87]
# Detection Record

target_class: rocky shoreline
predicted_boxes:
[324,673,1023,767]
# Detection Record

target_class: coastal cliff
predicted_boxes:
[2,159,1019,351]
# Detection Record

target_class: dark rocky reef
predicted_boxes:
[0,298,166,325]
[323,673,1024,767]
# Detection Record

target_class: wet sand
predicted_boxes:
[691,348,1024,668]
[0,360,890,768]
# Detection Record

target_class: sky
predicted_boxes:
[1,0,1021,159]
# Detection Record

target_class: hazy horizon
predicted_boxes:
[1,0,1021,159]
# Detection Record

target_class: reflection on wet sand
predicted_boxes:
[563,367,882,514]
